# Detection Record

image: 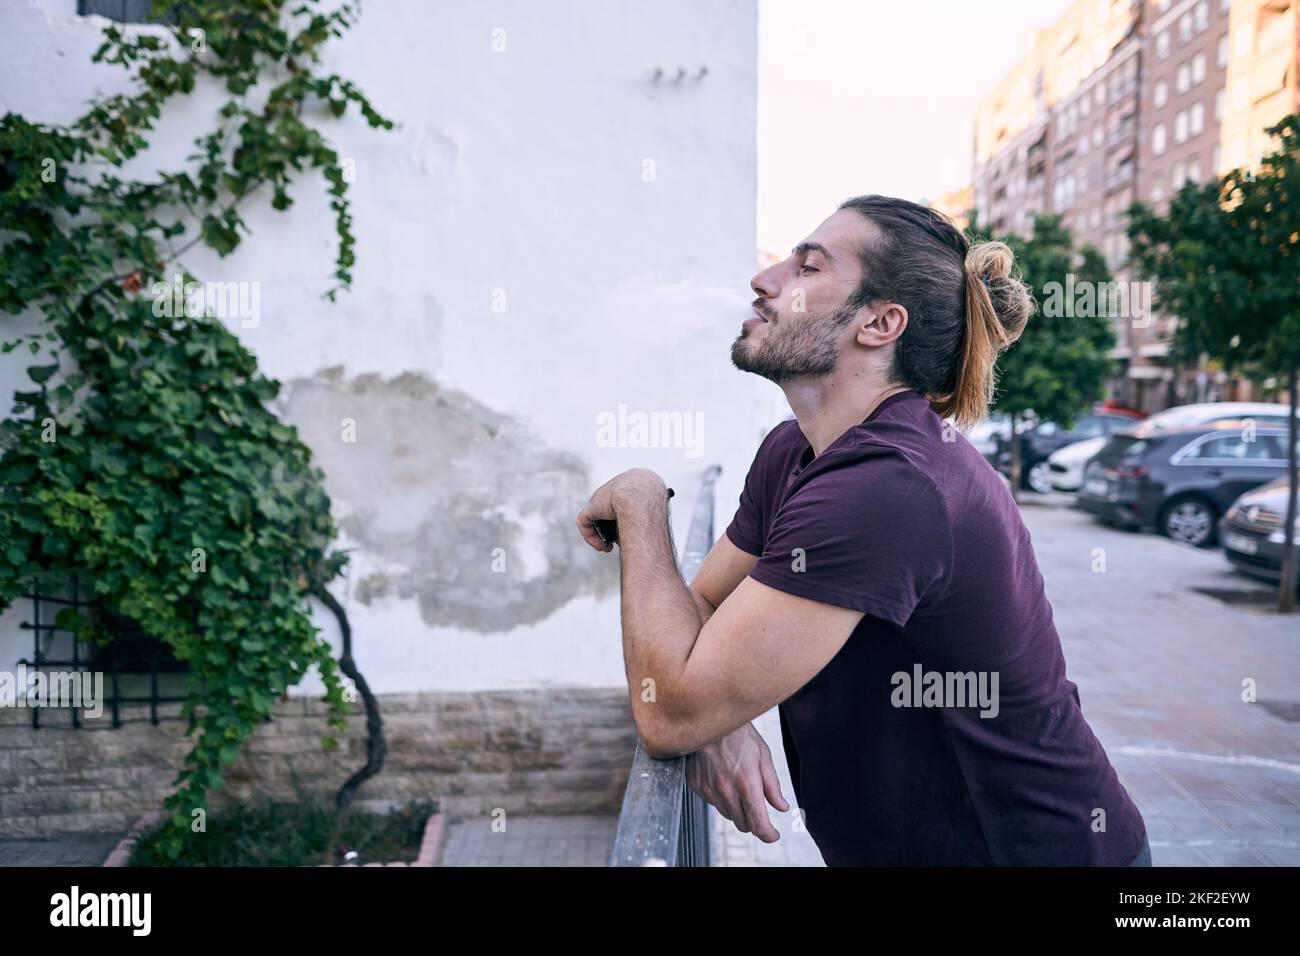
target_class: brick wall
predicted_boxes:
[0,688,636,838]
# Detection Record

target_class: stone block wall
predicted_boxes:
[0,687,636,838]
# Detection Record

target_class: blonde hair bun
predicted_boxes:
[965,241,1034,346]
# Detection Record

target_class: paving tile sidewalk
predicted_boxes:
[0,834,119,867]
[440,813,617,866]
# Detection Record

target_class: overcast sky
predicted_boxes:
[758,0,1076,252]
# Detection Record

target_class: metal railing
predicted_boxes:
[608,464,721,867]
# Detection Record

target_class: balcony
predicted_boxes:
[1105,165,1135,192]
[1107,79,1139,106]
[1106,123,1136,147]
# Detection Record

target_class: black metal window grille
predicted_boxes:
[17,577,194,730]
[77,1,182,25]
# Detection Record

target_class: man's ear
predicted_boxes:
[855,302,908,348]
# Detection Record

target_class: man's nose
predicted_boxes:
[750,264,780,300]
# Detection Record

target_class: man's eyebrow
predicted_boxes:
[793,241,836,263]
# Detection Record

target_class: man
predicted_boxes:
[576,195,1148,866]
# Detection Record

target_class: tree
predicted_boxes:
[1127,115,1300,612]
[0,0,393,856]
[969,214,1118,496]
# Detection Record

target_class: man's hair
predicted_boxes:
[837,195,1034,428]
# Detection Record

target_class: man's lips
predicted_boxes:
[745,306,771,327]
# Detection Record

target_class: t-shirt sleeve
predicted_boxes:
[747,445,952,628]
[724,422,791,557]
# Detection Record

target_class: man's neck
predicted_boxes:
[780,374,913,458]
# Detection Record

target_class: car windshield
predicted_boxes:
[1142,408,1208,429]
[1099,435,1149,460]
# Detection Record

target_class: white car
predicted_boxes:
[1047,436,1107,492]
[1132,401,1294,434]
[966,414,1012,457]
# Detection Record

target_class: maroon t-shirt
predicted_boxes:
[725,389,1146,866]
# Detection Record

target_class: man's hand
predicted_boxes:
[686,722,790,843]
[575,467,667,552]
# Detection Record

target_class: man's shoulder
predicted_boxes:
[752,416,806,465]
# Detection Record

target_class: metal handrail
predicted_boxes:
[608,464,721,867]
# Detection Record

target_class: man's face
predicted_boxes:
[732,209,875,382]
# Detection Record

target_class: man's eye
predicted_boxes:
[800,265,819,275]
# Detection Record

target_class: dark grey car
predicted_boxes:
[1075,420,1298,547]
[1219,474,1300,585]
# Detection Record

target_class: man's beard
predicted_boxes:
[730,299,858,383]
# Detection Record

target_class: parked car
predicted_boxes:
[996,408,1146,494]
[966,414,1011,458]
[1047,436,1107,492]
[1131,401,1294,434]
[1076,419,1299,547]
[1219,474,1300,585]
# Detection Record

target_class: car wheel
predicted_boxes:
[1161,497,1218,547]
[1027,461,1053,495]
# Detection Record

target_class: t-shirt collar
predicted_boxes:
[863,387,926,425]
[793,389,925,473]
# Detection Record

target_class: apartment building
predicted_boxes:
[1136,0,1233,408]
[971,0,1299,412]
[972,0,1145,403]
[929,184,974,231]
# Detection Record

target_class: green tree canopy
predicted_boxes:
[1128,114,1300,610]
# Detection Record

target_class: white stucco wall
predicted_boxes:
[0,0,782,694]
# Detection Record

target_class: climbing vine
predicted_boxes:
[0,0,392,857]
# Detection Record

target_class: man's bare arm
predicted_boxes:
[689,532,760,625]
[577,468,862,759]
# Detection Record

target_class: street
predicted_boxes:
[714,494,1300,867]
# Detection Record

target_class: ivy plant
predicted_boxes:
[0,0,393,857]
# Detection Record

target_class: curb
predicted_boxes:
[102,806,445,867]
[413,809,446,867]
[102,812,164,867]
[323,808,446,867]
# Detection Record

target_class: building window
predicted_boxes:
[1217,34,1229,69]
[1187,159,1202,183]
[1154,80,1168,108]
[1189,101,1205,136]
[1153,123,1167,155]
[1174,110,1189,143]
[1176,62,1191,93]
[1194,1,1209,33]
[1172,161,1186,187]
[1232,76,1249,110]
[1179,14,1193,45]
[1234,26,1252,57]
[1152,183,1165,203]
[1215,86,1226,120]
[1157,31,1171,60]
[1191,52,1206,85]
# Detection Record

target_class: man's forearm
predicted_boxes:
[614,485,707,754]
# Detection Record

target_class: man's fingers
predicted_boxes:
[737,776,780,843]
[757,740,790,812]
[575,514,612,552]
[717,785,750,834]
